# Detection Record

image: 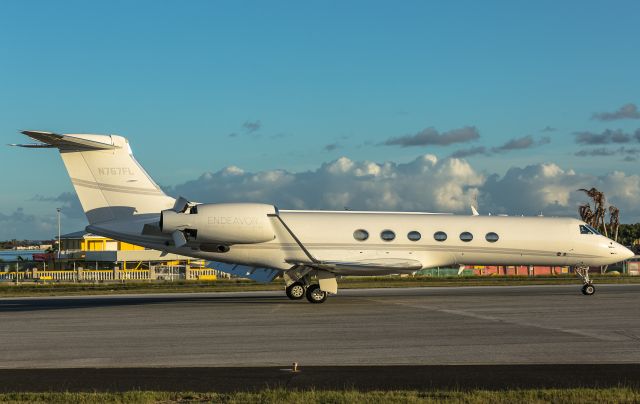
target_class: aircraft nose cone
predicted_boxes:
[621,246,635,260]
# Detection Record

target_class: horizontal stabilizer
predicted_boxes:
[16,130,118,151]
[208,261,281,283]
[8,143,55,148]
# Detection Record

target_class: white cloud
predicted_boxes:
[480,164,640,222]
[1,193,88,240]
[6,155,640,240]
[171,154,484,213]
[172,156,640,223]
[383,126,480,147]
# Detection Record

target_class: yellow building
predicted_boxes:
[61,231,146,253]
[58,230,205,270]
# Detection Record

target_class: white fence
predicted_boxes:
[0,266,228,282]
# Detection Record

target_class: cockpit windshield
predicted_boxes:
[580,225,592,234]
[579,224,601,235]
[586,224,601,235]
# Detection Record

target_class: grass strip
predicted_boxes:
[1,274,639,297]
[0,388,639,403]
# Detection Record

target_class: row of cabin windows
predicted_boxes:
[353,229,500,243]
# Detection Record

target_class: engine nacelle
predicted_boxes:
[160,203,277,245]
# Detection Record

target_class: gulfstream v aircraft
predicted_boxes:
[13,131,634,303]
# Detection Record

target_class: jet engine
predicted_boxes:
[159,200,277,248]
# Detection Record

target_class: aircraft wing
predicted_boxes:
[311,258,423,272]
[208,261,282,283]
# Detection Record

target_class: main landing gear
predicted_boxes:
[305,284,328,304]
[285,281,328,303]
[285,282,305,300]
[575,266,595,296]
[283,268,334,304]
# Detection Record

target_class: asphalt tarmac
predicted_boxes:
[0,284,639,391]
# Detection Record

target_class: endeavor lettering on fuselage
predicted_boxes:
[208,216,260,226]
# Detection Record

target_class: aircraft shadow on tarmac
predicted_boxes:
[0,294,289,313]
[1,284,634,313]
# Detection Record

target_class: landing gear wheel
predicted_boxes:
[286,282,305,300]
[305,284,327,304]
[575,266,595,296]
[582,284,595,296]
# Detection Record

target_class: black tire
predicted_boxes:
[305,284,327,304]
[285,282,305,300]
[582,284,595,296]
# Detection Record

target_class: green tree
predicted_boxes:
[617,223,640,250]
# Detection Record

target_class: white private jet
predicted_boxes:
[13,131,634,303]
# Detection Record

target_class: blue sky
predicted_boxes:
[1,1,639,239]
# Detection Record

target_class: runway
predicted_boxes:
[1,284,639,368]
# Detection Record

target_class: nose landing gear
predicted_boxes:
[575,266,595,296]
[581,283,595,295]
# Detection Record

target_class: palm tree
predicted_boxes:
[578,188,608,237]
[609,205,620,242]
[578,203,595,226]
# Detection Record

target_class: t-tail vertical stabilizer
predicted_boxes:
[13,130,175,224]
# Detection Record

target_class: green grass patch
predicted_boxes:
[1,274,639,297]
[0,388,639,403]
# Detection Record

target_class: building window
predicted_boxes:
[353,229,369,241]
[460,232,473,242]
[407,231,421,241]
[434,231,447,242]
[485,232,499,242]
[381,230,396,241]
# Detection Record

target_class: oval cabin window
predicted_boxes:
[407,231,421,241]
[485,232,499,242]
[380,230,396,241]
[353,229,369,241]
[460,232,473,242]
[434,231,447,242]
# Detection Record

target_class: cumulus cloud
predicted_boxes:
[574,148,617,157]
[31,192,85,219]
[168,156,640,223]
[575,146,640,159]
[0,208,58,241]
[574,129,639,145]
[448,136,550,158]
[491,135,550,153]
[0,192,91,239]
[592,103,640,121]
[324,143,341,152]
[7,152,640,240]
[449,146,488,158]
[479,164,640,222]
[383,126,479,147]
[170,155,484,213]
[242,120,262,133]
[228,120,262,137]
[0,206,89,240]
